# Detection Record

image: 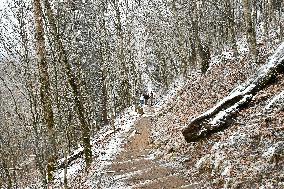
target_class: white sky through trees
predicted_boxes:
[0,0,8,10]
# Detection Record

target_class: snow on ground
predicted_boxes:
[209,37,249,71]
[154,76,185,114]
[209,94,252,126]
[94,107,138,162]
[189,42,284,127]
[47,41,284,188]
[54,106,140,187]
[146,40,284,188]
[52,78,186,188]
[237,37,249,55]
[265,90,284,112]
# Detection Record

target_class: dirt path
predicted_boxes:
[99,109,192,189]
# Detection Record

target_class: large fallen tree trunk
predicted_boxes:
[182,42,284,142]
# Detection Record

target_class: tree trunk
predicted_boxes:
[243,0,258,63]
[191,0,202,66]
[2,161,12,189]
[182,42,284,142]
[278,1,283,41]
[191,0,211,73]
[171,1,189,76]
[263,0,269,41]
[199,43,211,74]
[43,0,92,168]
[101,71,108,126]
[63,146,68,189]
[226,0,238,57]
[33,0,57,182]
[268,0,274,25]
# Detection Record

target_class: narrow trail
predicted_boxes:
[99,107,192,189]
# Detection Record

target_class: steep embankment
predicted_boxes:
[183,42,284,142]
[150,44,284,188]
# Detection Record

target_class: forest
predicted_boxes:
[0,0,283,188]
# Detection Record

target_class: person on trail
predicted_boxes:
[143,93,150,105]
[140,94,145,106]
[150,91,154,106]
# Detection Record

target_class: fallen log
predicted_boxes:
[57,148,84,169]
[182,42,284,142]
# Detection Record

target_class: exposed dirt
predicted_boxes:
[103,110,191,189]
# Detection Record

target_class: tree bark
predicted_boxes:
[43,0,92,168]
[191,0,202,66]
[33,0,57,182]
[243,0,258,63]
[278,1,283,41]
[226,0,238,57]
[101,71,108,126]
[263,0,269,41]
[182,42,284,142]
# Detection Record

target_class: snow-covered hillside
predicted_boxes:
[149,44,284,188]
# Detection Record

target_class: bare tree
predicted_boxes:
[33,0,57,183]
[43,0,92,168]
[243,0,258,63]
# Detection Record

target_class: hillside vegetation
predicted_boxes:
[150,43,284,188]
[0,0,283,188]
